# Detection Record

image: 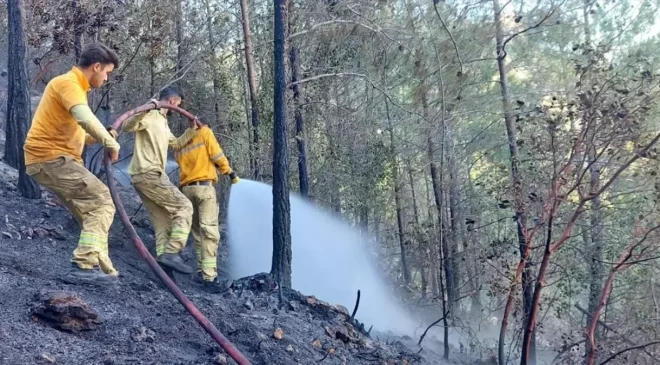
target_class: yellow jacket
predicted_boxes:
[175,126,233,186]
[123,109,196,176]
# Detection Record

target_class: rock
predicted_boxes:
[325,325,356,344]
[131,326,155,342]
[273,327,284,340]
[312,339,322,349]
[33,228,49,238]
[333,304,350,316]
[243,300,254,311]
[216,354,228,364]
[32,290,102,332]
[286,345,294,353]
[38,354,56,363]
[288,300,300,312]
[335,327,352,343]
[48,229,67,241]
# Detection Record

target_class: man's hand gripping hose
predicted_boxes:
[103,101,252,365]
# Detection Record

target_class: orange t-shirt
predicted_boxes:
[24,67,91,165]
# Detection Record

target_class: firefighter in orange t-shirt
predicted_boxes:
[24,43,122,285]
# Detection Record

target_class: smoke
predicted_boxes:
[226,180,418,335]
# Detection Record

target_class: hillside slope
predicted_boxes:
[0,160,450,365]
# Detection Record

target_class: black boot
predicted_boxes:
[157,253,193,274]
[62,265,118,285]
[200,276,234,294]
[158,262,177,284]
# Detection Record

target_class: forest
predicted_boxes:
[1,0,660,364]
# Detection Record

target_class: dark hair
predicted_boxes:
[78,43,120,69]
[159,86,184,101]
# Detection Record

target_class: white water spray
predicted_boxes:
[227,180,417,335]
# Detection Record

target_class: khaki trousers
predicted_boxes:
[182,185,219,281]
[26,156,118,275]
[131,170,193,256]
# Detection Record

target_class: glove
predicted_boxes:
[229,172,240,184]
[106,127,118,139]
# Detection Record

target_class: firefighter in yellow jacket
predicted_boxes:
[24,43,121,285]
[175,121,239,292]
[122,87,199,275]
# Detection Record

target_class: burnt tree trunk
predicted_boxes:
[493,0,535,363]
[5,0,40,199]
[174,0,187,134]
[270,0,292,289]
[287,0,309,198]
[385,98,410,285]
[240,0,261,180]
[72,0,83,62]
[446,133,462,306]
[203,0,230,222]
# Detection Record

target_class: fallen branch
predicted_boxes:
[599,341,660,365]
[418,312,447,346]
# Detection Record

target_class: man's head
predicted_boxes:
[78,43,120,89]
[158,87,184,115]
[159,87,184,107]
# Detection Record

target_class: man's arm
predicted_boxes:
[122,111,153,132]
[168,127,197,151]
[57,80,119,152]
[70,104,120,152]
[204,128,233,175]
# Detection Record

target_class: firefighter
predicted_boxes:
[122,87,199,275]
[24,43,122,284]
[174,120,239,292]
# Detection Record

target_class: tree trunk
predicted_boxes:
[492,0,535,363]
[204,0,222,128]
[287,0,309,198]
[582,2,604,359]
[239,0,261,180]
[425,104,450,360]
[325,90,341,213]
[174,0,186,134]
[72,0,83,62]
[5,0,40,199]
[270,0,292,289]
[203,0,230,223]
[385,98,410,285]
[447,133,462,307]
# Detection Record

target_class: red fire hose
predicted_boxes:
[103,102,252,365]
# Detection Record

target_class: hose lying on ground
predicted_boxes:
[104,102,252,365]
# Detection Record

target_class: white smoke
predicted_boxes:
[226,180,417,335]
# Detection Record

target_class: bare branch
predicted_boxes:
[502,0,566,53]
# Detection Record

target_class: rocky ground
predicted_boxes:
[0,159,456,365]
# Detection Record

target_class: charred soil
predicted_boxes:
[0,161,447,365]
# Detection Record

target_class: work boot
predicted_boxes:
[62,265,118,285]
[200,277,234,294]
[158,262,177,284]
[157,253,193,274]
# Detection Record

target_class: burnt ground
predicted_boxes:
[0,160,453,365]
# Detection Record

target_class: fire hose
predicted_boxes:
[103,102,252,365]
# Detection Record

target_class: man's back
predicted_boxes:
[25,67,89,165]
[126,110,172,175]
[175,127,232,186]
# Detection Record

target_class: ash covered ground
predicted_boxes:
[0,160,455,365]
